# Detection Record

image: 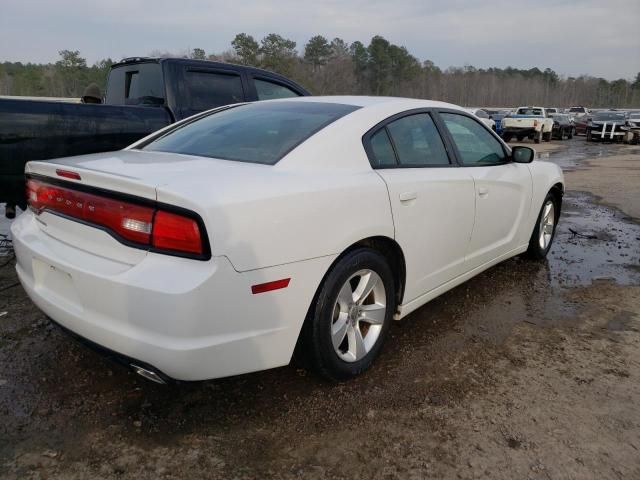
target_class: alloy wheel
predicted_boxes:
[331,269,387,363]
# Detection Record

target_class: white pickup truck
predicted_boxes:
[501,106,554,144]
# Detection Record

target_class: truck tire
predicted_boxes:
[516,135,524,141]
[503,134,512,142]
[534,130,542,144]
[568,128,574,139]
[586,130,592,142]
[544,129,552,142]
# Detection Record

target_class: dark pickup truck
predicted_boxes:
[0,57,310,214]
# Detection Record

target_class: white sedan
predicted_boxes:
[11,97,564,383]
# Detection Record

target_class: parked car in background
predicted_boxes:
[11,96,564,383]
[573,114,591,135]
[544,107,559,115]
[502,106,554,143]
[484,109,511,135]
[467,108,496,131]
[0,57,310,216]
[626,112,640,144]
[567,106,589,118]
[586,110,628,142]
[549,113,574,140]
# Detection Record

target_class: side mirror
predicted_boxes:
[511,146,535,163]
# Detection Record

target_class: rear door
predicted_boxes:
[436,111,532,269]
[365,111,476,303]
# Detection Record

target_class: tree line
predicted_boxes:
[1,35,639,108]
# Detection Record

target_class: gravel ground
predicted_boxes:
[1,139,639,479]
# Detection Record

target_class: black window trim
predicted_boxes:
[250,74,307,98]
[182,67,246,113]
[432,108,512,168]
[362,108,457,169]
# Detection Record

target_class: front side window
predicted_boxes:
[184,71,244,112]
[143,101,358,165]
[441,113,506,166]
[383,113,449,167]
[254,79,300,100]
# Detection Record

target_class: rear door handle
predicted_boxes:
[399,191,417,202]
[478,187,489,197]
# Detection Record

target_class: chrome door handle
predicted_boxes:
[399,191,417,202]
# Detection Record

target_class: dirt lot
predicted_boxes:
[1,139,639,479]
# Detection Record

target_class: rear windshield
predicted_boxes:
[593,112,626,121]
[569,107,585,113]
[105,62,165,106]
[516,108,543,115]
[142,101,359,165]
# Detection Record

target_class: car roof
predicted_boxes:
[274,95,464,110]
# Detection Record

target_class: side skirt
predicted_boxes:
[395,244,529,319]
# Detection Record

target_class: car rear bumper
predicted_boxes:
[503,127,536,136]
[12,211,334,381]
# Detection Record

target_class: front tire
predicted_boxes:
[526,193,559,259]
[299,248,396,381]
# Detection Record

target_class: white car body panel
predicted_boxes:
[13,96,564,381]
[376,167,475,303]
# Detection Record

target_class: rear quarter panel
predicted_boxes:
[155,112,396,272]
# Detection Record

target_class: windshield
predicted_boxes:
[143,101,359,165]
[516,108,543,115]
[569,107,585,113]
[629,113,640,119]
[105,62,165,106]
[593,112,626,121]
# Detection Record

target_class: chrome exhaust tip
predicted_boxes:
[131,364,166,384]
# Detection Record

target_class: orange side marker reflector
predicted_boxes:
[251,278,291,294]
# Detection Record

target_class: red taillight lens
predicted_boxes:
[152,210,203,255]
[26,177,206,258]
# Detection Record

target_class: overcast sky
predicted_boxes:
[1,0,638,80]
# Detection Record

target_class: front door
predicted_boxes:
[438,112,532,269]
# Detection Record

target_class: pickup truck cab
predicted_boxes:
[0,57,310,212]
[501,106,555,144]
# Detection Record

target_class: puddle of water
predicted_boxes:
[538,138,640,170]
[548,191,640,287]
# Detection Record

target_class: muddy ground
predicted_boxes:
[1,139,639,479]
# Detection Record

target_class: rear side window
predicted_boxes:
[254,79,300,100]
[184,71,244,113]
[441,113,506,166]
[143,101,359,165]
[385,114,449,167]
[370,129,397,167]
[106,63,165,106]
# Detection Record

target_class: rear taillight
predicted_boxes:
[152,210,202,255]
[26,177,208,259]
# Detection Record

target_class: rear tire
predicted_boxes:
[298,248,396,381]
[534,129,542,144]
[526,192,559,259]
[503,134,512,142]
[568,127,574,139]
